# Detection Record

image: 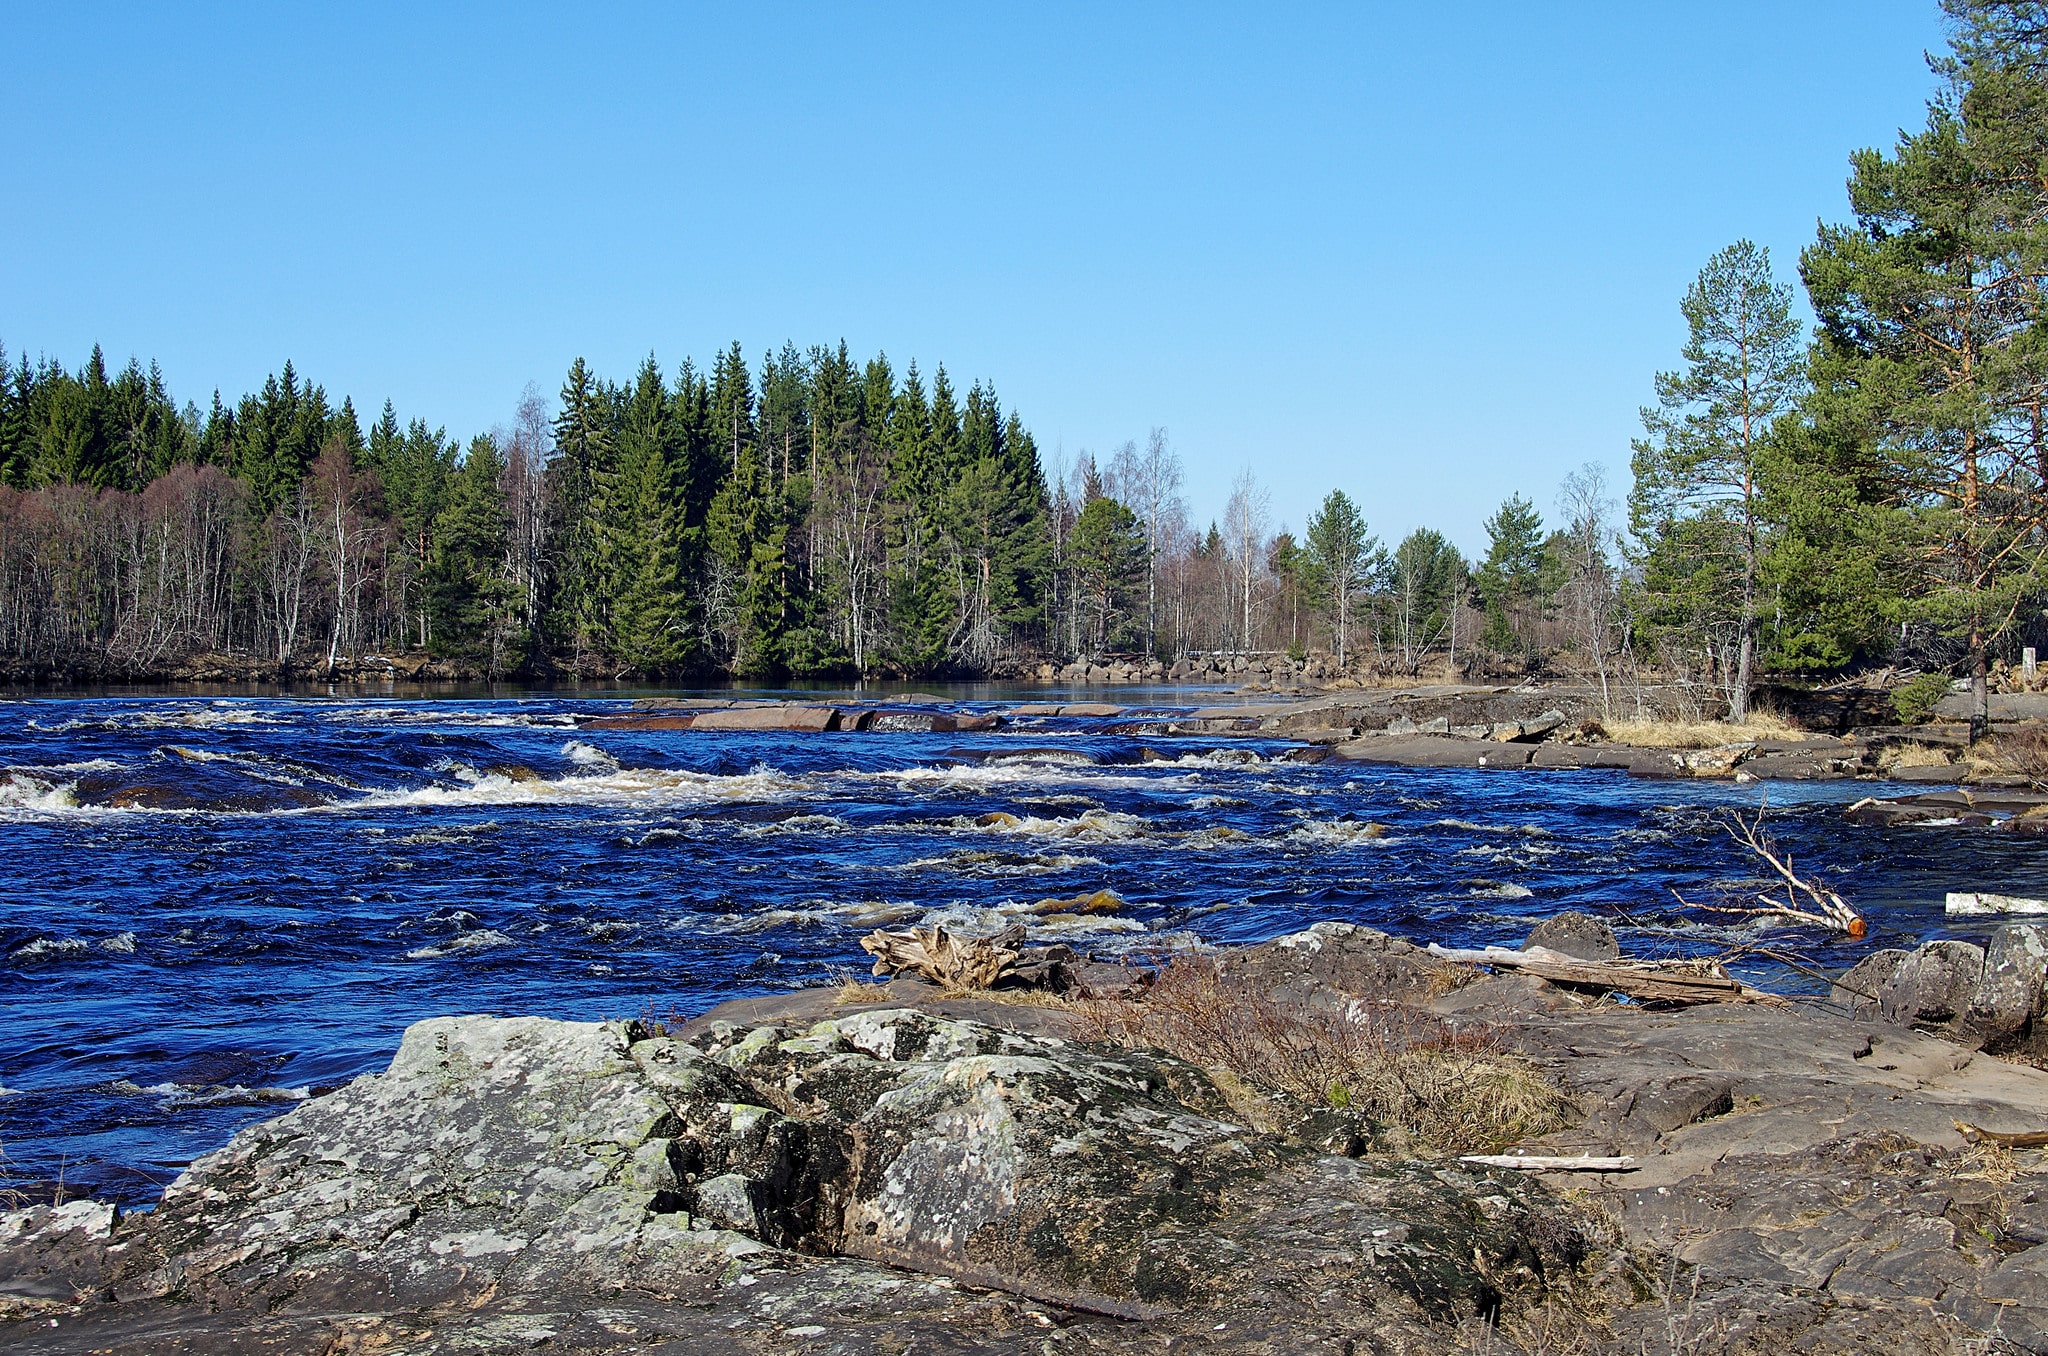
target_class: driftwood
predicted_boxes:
[1459,1154,1637,1172]
[1427,943,1772,1005]
[1947,891,2048,917]
[860,923,1026,989]
[1954,1118,2048,1149]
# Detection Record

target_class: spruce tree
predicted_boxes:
[426,435,518,674]
[1303,489,1379,665]
[1069,495,1147,653]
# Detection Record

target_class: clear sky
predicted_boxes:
[1,2,1948,551]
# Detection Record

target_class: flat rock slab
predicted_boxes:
[1330,736,1533,768]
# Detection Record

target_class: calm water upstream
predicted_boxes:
[1,688,2039,1205]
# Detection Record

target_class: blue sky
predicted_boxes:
[2,3,1946,550]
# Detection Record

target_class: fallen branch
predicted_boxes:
[1459,1154,1636,1172]
[1426,943,1772,1005]
[1954,1118,2048,1149]
[860,923,1026,989]
[1714,803,1867,937]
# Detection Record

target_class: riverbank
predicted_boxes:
[5,918,2046,1353]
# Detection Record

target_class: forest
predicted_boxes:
[4,0,2047,731]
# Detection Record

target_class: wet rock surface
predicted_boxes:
[11,921,2048,1353]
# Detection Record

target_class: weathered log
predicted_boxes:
[859,923,1027,989]
[1427,943,1766,1005]
[1947,891,2048,916]
[1954,1118,2048,1149]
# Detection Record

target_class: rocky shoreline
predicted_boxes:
[6,918,2048,1354]
[596,684,2026,789]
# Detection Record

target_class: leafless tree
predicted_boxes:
[1222,469,1271,653]
[1556,462,1623,716]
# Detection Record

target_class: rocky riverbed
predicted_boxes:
[589,684,2034,787]
[7,919,2048,1355]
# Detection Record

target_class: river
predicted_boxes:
[0,688,2036,1206]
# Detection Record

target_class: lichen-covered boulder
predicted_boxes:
[1966,923,2048,1050]
[114,1016,761,1315]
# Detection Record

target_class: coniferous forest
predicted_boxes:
[7,0,2048,725]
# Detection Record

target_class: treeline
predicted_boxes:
[0,336,1609,684]
[8,1,2046,711]
[0,342,1058,678]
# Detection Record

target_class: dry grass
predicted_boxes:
[831,972,894,1005]
[1975,723,2048,789]
[1878,741,1958,771]
[1068,954,1573,1155]
[1602,710,1802,749]
[1951,1139,2020,1186]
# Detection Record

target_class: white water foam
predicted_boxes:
[0,773,78,815]
[108,1079,311,1109]
[898,848,1107,876]
[1287,819,1399,847]
[9,937,88,962]
[405,929,514,960]
[350,762,803,811]
[563,739,618,769]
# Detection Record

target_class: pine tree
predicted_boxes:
[1799,23,2048,734]
[1631,241,1804,718]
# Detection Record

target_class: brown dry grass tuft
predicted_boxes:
[1951,1139,2020,1186]
[1879,741,1957,772]
[1068,954,1573,1155]
[1603,710,1802,749]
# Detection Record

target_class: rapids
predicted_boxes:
[0,688,2038,1205]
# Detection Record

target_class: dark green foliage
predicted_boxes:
[1385,528,1466,672]
[1474,494,1549,655]
[1303,490,1379,664]
[1069,496,1148,652]
[1892,670,1954,723]
[426,436,519,673]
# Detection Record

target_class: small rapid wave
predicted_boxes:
[0,772,78,814]
[404,929,515,960]
[105,1080,311,1110]
[349,762,802,810]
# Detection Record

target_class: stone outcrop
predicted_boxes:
[12,920,2048,1352]
[0,993,1598,1353]
[1834,924,2048,1055]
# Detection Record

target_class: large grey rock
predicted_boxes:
[1831,947,1910,1014]
[1876,939,1986,1034]
[1966,923,2048,1049]
[1,1007,1595,1352]
[1522,911,1619,963]
[1221,921,1461,1009]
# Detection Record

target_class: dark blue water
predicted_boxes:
[0,690,2037,1206]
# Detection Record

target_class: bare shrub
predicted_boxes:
[1981,723,2048,789]
[1069,954,1572,1154]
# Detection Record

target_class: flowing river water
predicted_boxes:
[1,687,2039,1206]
